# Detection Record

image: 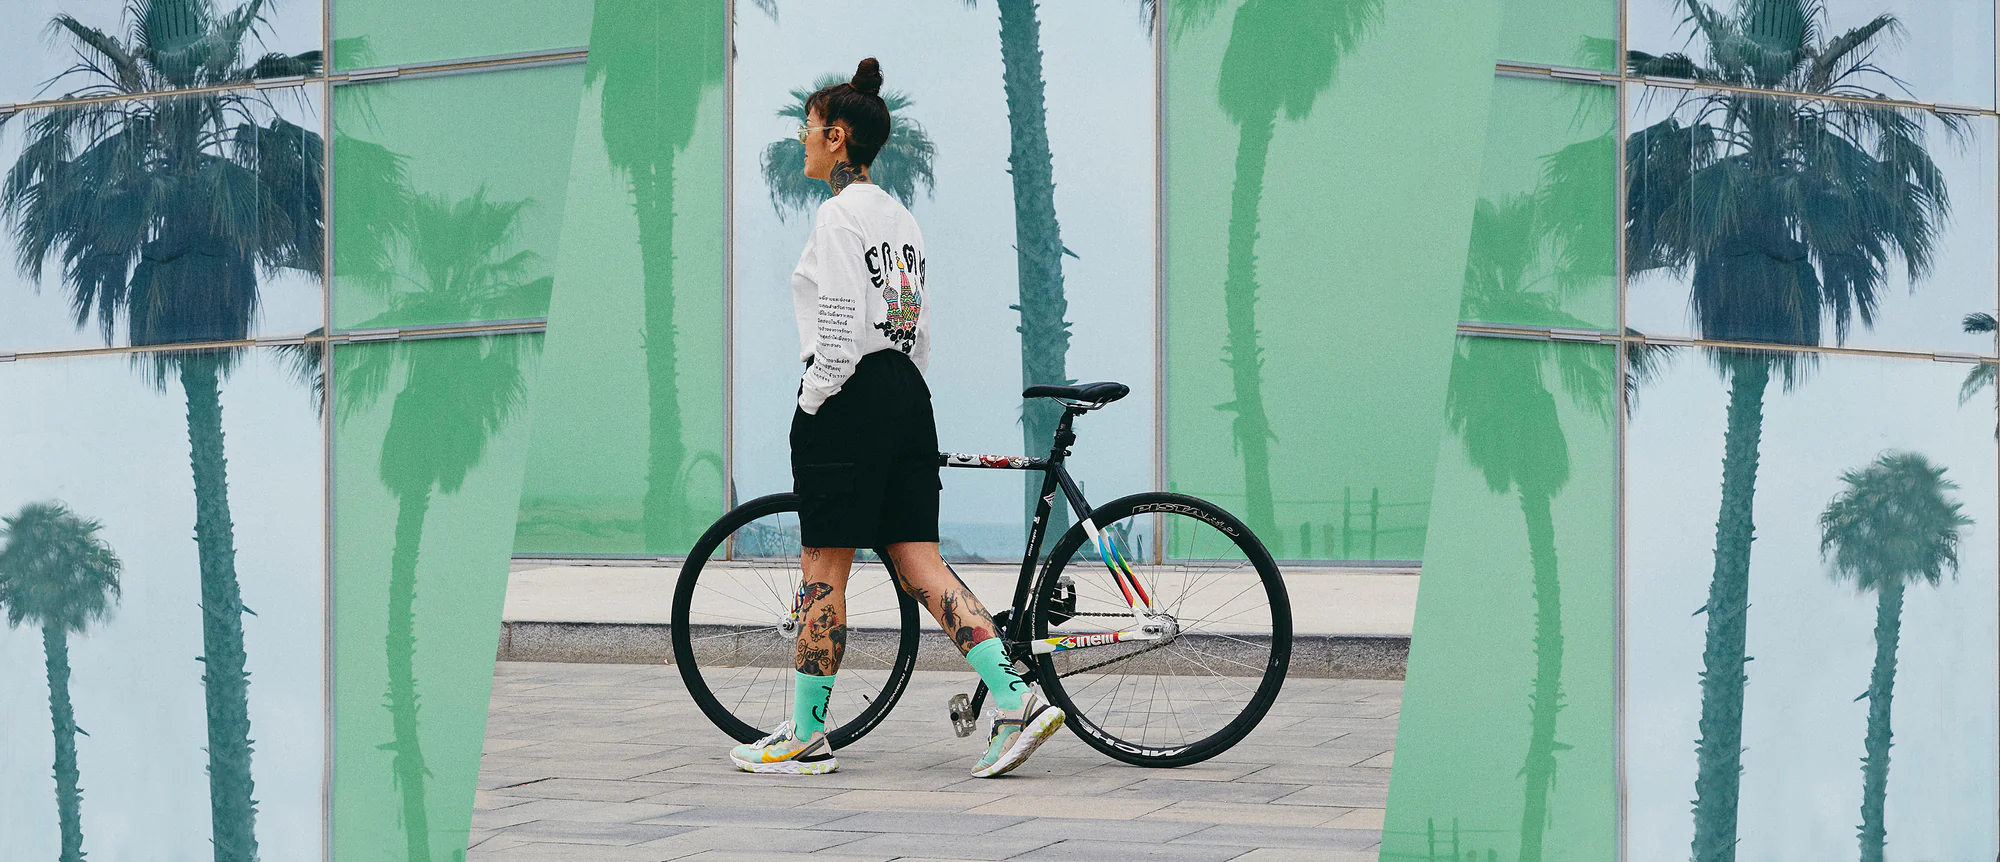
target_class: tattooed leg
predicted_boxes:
[885,542,999,655]
[796,548,854,676]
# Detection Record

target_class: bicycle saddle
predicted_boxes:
[1023,381,1129,404]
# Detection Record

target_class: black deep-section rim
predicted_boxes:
[1028,492,1292,767]
[672,493,921,747]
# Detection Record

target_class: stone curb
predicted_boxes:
[496,621,1407,680]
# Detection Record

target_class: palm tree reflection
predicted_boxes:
[0,502,123,862]
[1453,198,1614,861]
[1626,5,1956,856]
[338,185,542,862]
[0,4,323,857]
[1817,452,1970,862]
[1211,0,1380,545]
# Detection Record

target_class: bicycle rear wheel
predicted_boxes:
[672,493,920,747]
[1027,492,1291,767]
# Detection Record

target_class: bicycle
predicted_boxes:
[671,382,1292,767]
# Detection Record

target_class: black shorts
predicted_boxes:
[791,350,942,549]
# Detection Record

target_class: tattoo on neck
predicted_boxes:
[829,160,867,194]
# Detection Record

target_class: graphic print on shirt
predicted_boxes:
[867,242,925,353]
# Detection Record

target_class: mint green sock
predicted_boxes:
[965,638,1028,711]
[792,672,836,737]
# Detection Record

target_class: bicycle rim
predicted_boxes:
[672,494,918,747]
[1030,493,1290,766]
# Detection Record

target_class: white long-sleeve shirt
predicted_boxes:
[792,183,930,414]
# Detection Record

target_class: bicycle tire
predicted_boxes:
[672,493,921,748]
[1027,492,1291,767]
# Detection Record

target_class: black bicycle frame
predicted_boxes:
[936,404,1104,650]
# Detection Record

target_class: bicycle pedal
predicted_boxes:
[948,693,976,738]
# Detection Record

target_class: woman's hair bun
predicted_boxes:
[850,58,883,96]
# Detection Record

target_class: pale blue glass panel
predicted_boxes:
[0,86,326,354]
[0,347,324,861]
[0,0,323,107]
[1626,348,1998,860]
[1627,0,1994,108]
[731,0,1155,560]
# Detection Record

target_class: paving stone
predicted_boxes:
[1109,779,1310,804]
[815,810,1029,835]
[1231,848,1378,862]
[1138,800,1346,827]
[1268,783,1389,808]
[480,663,1403,859]
[814,788,1006,812]
[1172,823,1379,851]
[493,818,693,846]
[635,825,870,854]
[962,793,1173,821]
[482,798,695,825]
[641,805,861,829]
[488,777,674,803]
[814,831,1057,860]
[982,816,1210,844]
[1009,839,1253,861]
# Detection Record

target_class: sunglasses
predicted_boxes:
[797,124,838,144]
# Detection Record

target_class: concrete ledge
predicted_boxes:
[496,620,1408,680]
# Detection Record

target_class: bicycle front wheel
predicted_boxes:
[1028,492,1291,767]
[671,493,920,747]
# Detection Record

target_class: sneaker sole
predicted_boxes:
[972,708,1066,778]
[730,754,839,775]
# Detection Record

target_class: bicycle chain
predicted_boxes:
[1051,637,1176,678]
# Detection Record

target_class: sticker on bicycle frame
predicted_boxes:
[1130,502,1240,536]
[943,453,1035,469]
[1036,631,1134,653]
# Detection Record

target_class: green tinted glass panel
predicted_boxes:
[332,64,585,330]
[332,0,590,70]
[1464,75,1616,331]
[1165,0,1501,561]
[515,0,727,556]
[0,348,323,862]
[1626,348,1998,859]
[333,334,542,861]
[1382,336,1616,860]
[1496,0,1615,69]
[1626,86,1999,356]
[0,1,322,106]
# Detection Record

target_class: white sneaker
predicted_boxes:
[971,689,1065,778]
[729,721,839,774]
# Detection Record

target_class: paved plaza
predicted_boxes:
[471,662,1402,861]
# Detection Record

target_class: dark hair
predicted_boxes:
[806,58,891,168]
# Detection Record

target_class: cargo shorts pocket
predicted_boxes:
[794,462,856,500]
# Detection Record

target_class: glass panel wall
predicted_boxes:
[1627,0,1995,108]
[1467,75,1618,331]
[732,0,1157,561]
[1625,347,1999,860]
[0,86,326,353]
[332,0,589,70]
[1626,83,1999,356]
[332,333,542,861]
[1497,0,1617,70]
[332,64,584,331]
[1165,0,1501,562]
[514,0,728,557]
[1384,336,1618,860]
[0,0,323,107]
[0,348,324,862]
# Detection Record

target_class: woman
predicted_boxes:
[730,58,1065,778]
